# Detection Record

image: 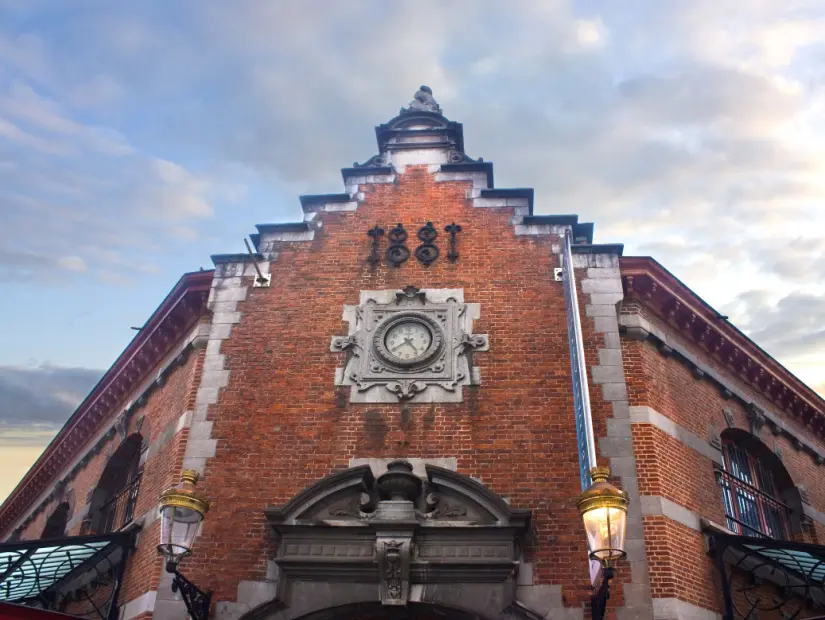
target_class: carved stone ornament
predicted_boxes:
[264,461,531,617]
[115,411,129,441]
[331,287,489,403]
[401,85,442,115]
[746,404,766,436]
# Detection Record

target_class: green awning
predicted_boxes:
[0,532,133,611]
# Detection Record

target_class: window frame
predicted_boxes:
[718,438,792,540]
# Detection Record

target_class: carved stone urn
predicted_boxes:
[376,460,421,501]
[374,460,421,521]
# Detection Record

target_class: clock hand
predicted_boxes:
[392,338,418,355]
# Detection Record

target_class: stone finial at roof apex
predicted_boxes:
[401,85,442,115]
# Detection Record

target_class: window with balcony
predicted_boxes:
[716,430,800,540]
[87,433,144,534]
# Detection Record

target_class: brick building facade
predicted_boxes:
[1,87,824,620]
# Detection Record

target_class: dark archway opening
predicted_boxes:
[40,502,70,539]
[87,433,144,534]
[260,601,491,620]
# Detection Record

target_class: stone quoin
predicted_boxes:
[1,87,825,620]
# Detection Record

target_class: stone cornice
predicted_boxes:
[619,256,825,436]
[0,270,213,537]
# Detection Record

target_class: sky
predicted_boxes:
[1,0,825,501]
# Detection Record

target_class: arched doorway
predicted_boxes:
[249,461,538,620]
[87,433,144,534]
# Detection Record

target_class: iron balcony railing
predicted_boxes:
[97,473,142,534]
[716,468,790,540]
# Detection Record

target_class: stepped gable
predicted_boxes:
[211,86,604,266]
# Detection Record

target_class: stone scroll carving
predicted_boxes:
[264,460,531,615]
[331,287,488,403]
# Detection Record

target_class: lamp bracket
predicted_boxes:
[167,563,212,620]
[591,565,614,620]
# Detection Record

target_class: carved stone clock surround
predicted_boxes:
[331,287,489,403]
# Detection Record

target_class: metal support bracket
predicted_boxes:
[252,272,272,288]
[591,566,614,620]
[554,268,563,282]
[167,563,212,620]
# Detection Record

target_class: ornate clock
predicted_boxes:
[374,313,443,368]
[331,286,488,403]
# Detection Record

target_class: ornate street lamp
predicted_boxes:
[157,470,211,620]
[577,466,629,620]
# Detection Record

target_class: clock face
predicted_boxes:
[384,321,433,362]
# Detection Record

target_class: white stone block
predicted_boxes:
[593,316,620,333]
[598,348,623,367]
[210,301,239,313]
[189,420,213,439]
[322,201,358,212]
[203,354,226,371]
[591,365,625,384]
[586,267,621,279]
[581,278,623,294]
[201,369,230,389]
[514,224,552,236]
[176,411,193,432]
[196,386,220,405]
[206,339,224,355]
[185,438,217,458]
[211,286,248,303]
[209,323,233,341]
[589,293,624,306]
[585,304,617,318]
[120,591,157,620]
[211,311,242,325]
[601,382,628,401]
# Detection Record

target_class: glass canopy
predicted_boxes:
[710,532,825,620]
[0,532,133,619]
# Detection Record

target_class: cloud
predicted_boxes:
[720,290,825,395]
[0,364,102,432]
[0,82,133,155]
[0,249,89,282]
[0,0,822,395]
[0,79,224,284]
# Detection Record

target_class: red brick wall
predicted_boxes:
[180,167,594,607]
[633,424,726,522]
[14,345,204,610]
[643,516,717,610]
[621,303,825,615]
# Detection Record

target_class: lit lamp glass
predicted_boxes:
[158,470,210,568]
[577,466,628,567]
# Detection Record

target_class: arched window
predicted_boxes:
[41,502,70,539]
[717,430,799,540]
[88,433,144,534]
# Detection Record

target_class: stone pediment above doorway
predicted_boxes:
[261,461,533,620]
